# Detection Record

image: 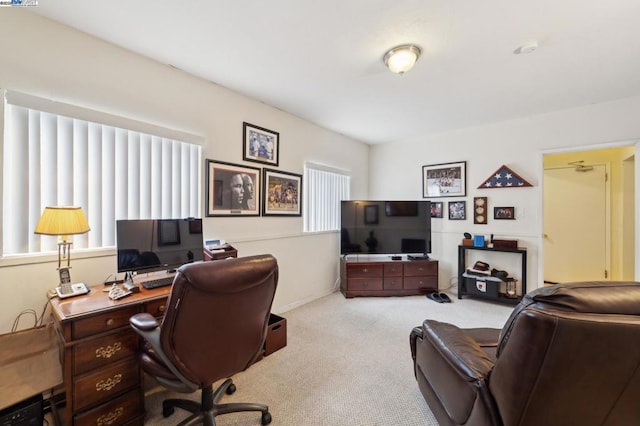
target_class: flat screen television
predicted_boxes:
[340,200,431,257]
[116,218,204,274]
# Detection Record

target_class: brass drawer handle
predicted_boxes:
[97,407,124,426]
[158,304,166,312]
[95,342,122,359]
[362,268,368,273]
[96,374,122,392]
[106,318,115,327]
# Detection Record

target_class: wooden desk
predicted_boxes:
[50,284,171,426]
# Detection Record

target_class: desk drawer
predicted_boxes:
[73,330,138,375]
[146,297,168,317]
[74,388,143,426]
[73,358,139,410]
[72,306,140,340]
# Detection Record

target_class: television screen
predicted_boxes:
[116,218,204,273]
[341,201,431,256]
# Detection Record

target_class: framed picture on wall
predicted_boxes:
[422,161,467,198]
[430,201,443,218]
[243,122,280,167]
[448,201,466,220]
[262,168,302,216]
[494,206,515,220]
[206,160,261,216]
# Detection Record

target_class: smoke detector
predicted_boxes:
[513,41,538,55]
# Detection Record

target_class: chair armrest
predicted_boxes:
[422,320,495,382]
[130,312,159,331]
[129,312,198,393]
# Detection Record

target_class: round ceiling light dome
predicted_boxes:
[383,44,421,75]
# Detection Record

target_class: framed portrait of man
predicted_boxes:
[205,160,261,216]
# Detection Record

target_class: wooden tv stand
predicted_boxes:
[340,255,438,298]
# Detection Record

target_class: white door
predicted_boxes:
[543,165,609,283]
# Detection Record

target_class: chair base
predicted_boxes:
[162,379,272,426]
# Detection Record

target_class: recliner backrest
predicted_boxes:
[159,255,278,386]
[489,282,640,426]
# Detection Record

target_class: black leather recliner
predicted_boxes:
[130,254,278,426]
[410,281,640,426]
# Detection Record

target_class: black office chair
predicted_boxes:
[130,255,279,426]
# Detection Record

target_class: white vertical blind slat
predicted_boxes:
[2,95,201,256]
[304,166,350,232]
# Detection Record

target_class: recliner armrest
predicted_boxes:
[422,320,495,382]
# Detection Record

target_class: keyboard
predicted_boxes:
[141,276,175,289]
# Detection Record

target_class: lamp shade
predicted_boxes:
[383,44,421,75]
[34,206,90,237]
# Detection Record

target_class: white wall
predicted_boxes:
[370,96,640,292]
[0,10,369,334]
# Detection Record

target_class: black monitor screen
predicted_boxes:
[341,201,431,255]
[116,218,203,273]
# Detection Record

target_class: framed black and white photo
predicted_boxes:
[243,122,280,166]
[206,160,261,216]
[422,161,467,198]
[448,201,466,220]
[494,206,515,220]
[262,168,302,216]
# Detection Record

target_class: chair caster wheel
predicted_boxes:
[162,404,175,418]
[261,412,272,425]
[226,383,236,395]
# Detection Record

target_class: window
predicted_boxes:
[304,163,350,232]
[2,90,202,257]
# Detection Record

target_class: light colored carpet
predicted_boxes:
[144,291,513,425]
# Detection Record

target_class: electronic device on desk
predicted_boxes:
[140,275,176,289]
[55,268,90,298]
[55,282,90,299]
[116,217,204,280]
[340,200,431,259]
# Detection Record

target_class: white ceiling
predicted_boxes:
[30,0,640,145]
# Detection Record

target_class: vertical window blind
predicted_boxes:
[2,91,202,256]
[304,163,350,232]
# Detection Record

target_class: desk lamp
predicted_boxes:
[34,206,90,296]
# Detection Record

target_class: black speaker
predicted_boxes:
[0,394,43,426]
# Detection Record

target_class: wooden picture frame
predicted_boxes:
[448,201,466,220]
[262,168,302,216]
[430,201,443,218]
[494,206,515,220]
[474,197,488,224]
[206,160,261,216]
[422,161,467,198]
[243,122,280,166]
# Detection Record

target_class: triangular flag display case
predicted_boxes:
[478,164,532,189]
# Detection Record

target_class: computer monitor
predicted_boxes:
[116,218,203,274]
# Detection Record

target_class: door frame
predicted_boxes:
[543,163,611,282]
[538,139,640,287]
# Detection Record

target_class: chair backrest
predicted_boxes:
[159,254,278,386]
[490,282,640,426]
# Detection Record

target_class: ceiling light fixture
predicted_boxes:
[513,41,538,55]
[383,44,421,75]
